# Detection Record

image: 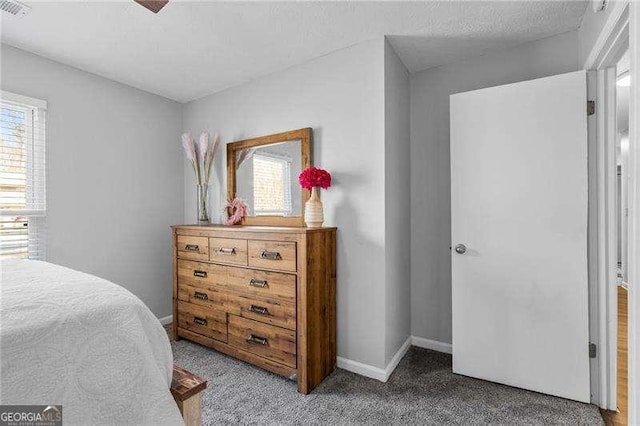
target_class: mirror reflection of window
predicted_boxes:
[253,153,293,216]
[235,139,302,217]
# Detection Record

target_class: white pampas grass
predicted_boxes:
[235,147,255,169]
[203,133,219,185]
[182,131,219,186]
[197,132,208,170]
[181,133,195,162]
[181,133,199,182]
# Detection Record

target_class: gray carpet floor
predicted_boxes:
[172,340,603,425]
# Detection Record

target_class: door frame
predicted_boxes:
[583,0,638,421]
[629,4,639,423]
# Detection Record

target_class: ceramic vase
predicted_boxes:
[304,186,324,228]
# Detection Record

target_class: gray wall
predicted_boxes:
[409,31,581,344]
[383,39,411,363]
[0,44,184,318]
[182,39,389,368]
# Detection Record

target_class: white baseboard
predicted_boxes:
[166,319,451,382]
[338,336,452,382]
[337,336,412,382]
[337,357,388,381]
[411,336,452,354]
[158,315,173,325]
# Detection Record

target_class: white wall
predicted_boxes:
[410,31,581,345]
[0,44,184,318]
[182,39,389,368]
[578,1,620,67]
[0,23,588,374]
[383,39,411,363]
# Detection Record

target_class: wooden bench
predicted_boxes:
[171,365,207,426]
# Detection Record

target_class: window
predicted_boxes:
[0,91,46,260]
[252,153,292,216]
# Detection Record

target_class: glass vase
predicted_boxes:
[196,184,210,225]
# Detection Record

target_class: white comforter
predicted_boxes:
[0,260,183,426]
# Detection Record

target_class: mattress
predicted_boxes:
[0,260,183,425]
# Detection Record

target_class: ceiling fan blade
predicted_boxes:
[134,0,169,14]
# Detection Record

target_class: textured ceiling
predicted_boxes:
[1,1,588,102]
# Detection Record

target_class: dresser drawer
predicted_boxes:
[227,267,296,302]
[209,238,248,266]
[178,283,226,311]
[248,240,297,272]
[227,293,296,330]
[177,235,209,261]
[177,301,227,343]
[228,315,296,368]
[177,259,225,288]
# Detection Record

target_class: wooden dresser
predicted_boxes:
[171,225,337,394]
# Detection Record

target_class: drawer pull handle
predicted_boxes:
[259,250,281,261]
[248,304,269,315]
[185,244,200,252]
[193,270,207,278]
[246,334,268,345]
[193,316,207,326]
[217,247,236,255]
[249,279,268,288]
[194,291,208,301]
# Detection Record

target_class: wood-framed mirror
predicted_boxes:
[226,128,312,226]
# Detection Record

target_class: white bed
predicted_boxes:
[0,260,184,426]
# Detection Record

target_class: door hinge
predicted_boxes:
[587,100,596,116]
[589,343,597,358]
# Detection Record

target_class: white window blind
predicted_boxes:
[253,153,292,216]
[0,91,46,260]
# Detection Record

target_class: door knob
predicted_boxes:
[455,244,467,254]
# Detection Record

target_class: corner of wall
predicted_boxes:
[383,36,412,365]
[179,102,187,224]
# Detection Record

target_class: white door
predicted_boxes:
[450,71,590,403]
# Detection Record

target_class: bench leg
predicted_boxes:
[176,393,201,426]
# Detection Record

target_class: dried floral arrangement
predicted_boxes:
[182,132,219,223]
[181,132,220,186]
